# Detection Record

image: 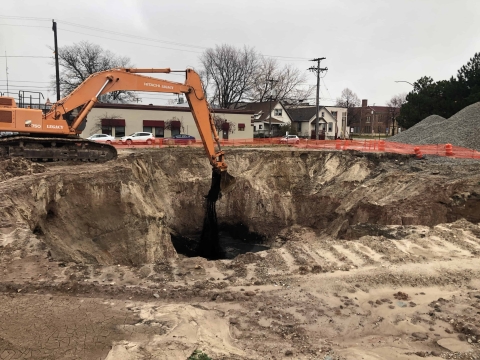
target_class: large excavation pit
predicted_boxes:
[1,148,480,359]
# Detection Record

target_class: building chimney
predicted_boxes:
[362,99,368,107]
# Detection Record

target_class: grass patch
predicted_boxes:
[188,349,212,360]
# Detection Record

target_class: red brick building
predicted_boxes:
[349,99,401,135]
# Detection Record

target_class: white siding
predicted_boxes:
[85,107,253,140]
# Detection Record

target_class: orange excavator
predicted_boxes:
[0,68,234,191]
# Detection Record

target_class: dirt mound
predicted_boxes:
[388,102,480,150]
[0,149,479,266]
[0,158,45,181]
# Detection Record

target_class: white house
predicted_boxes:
[286,106,348,139]
[237,101,292,136]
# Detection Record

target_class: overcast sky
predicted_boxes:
[1,0,479,107]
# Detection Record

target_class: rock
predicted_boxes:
[409,301,417,307]
[415,351,426,357]
[229,318,239,325]
[245,291,256,296]
[153,293,159,298]
[223,294,234,301]
[431,350,441,356]
[445,328,452,334]
[412,332,428,341]
[285,350,293,356]
[388,305,395,309]
[458,333,467,341]
[437,338,473,352]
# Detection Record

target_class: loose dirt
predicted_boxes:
[0,148,479,359]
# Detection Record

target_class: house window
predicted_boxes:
[143,126,152,133]
[331,111,337,119]
[115,126,125,137]
[328,122,333,132]
[364,126,371,133]
[297,122,301,132]
[366,116,371,123]
[155,127,164,137]
[101,118,125,137]
[101,125,112,136]
[321,112,325,117]
[274,108,282,116]
[238,123,245,131]
[259,125,263,130]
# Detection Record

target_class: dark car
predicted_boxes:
[163,134,196,145]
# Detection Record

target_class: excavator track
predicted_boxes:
[0,136,117,162]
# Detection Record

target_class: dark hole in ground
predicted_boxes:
[171,223,269,260]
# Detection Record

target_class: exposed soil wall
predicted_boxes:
[0,149,479,265]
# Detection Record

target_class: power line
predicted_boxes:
[60,28,203,54]
[1,16,311,62]
[57,20,207,50]
[0,80,51,83]
[0,15,51,21]
[0,55,51,58]
[0,23,51,29]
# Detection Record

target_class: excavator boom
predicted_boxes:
[0,68,235,189]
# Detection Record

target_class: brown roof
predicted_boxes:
[241,101,282,122]
[93,103,255,115]
[286,106,330,122]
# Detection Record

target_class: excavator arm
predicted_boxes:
[45,68,229,172]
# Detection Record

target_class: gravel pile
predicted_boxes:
[388,102,480,150]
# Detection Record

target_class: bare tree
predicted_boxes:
[386,93,407,135]
[90,111,123,135]
[336,88,361,127]
[213,115,236,134]
[164,116,185,133]
[248,57,313,104]
[200,44,258,109]
[51,41,137,103]
[336,88,360,108]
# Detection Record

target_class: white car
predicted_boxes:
[87,134,115,144]
[280,135,300,144]
[120,132,155,145]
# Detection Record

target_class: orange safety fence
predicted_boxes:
[111,138,480,160]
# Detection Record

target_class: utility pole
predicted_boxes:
[5,51,9,96]
[52,19,60,101]
[267,78,278,138]
[308,58,327,140]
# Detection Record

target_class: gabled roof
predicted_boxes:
[241,101,280,122]
[286,106,330,122]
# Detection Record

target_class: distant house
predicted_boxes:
[286,106,348,139]
[85,103,254,140]
[349,99,401,135]
[237,101,292,136]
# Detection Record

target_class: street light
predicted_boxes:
[395,80,414,86]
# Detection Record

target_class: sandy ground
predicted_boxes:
[1,223,480,359]
[0,150,479,359]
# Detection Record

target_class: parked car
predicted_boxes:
[163,134,196,145]
[119,132,155,145]
[279,135,300,144]
[87,134,115,144]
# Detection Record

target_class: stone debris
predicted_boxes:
[388,102,480,150]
